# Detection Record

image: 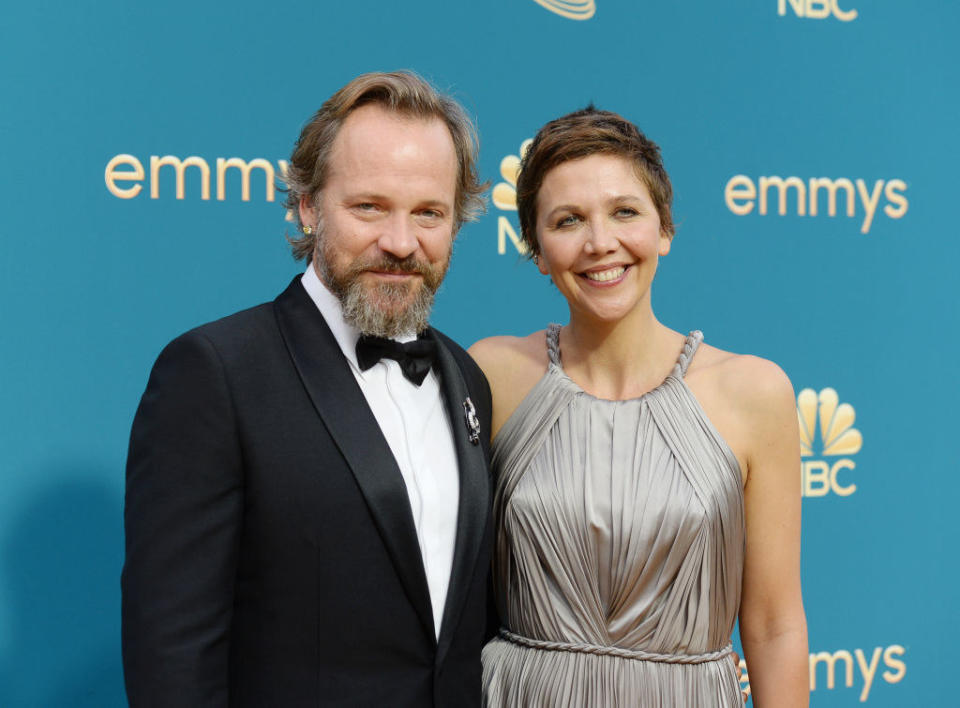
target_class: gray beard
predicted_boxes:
[315,244,447,340]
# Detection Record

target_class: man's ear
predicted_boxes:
[299,196,316,229]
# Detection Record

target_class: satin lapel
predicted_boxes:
[273,277,435,639]
[429,329,491,666]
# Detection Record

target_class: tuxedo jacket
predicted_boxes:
[121,277,494,707]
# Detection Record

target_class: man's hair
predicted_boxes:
[516,106,674,258]
[283,70,487,261]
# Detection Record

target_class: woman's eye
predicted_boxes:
[556,215,579,228]
[615,207,639,218]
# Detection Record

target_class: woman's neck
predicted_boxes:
[561,303,680,399]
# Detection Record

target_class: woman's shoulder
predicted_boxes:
[686,339,798,480]
[468,330,550,378]
[468,331,553,440]
[689,340,796,423]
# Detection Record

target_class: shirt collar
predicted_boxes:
[301,263,363,372]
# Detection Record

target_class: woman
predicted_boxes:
[470,108,808,706]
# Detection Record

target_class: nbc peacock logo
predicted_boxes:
[531,0,595,20]
[492,139,532,255]
[797,388,863,497]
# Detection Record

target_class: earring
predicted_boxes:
[532,254,539,265]
[302,225,313,236]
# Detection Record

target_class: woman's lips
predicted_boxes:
[580,264,629,285]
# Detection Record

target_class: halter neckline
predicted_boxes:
[545,324,704,400]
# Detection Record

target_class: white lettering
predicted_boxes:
[883,645,907,683]
[884,179,909,219]
[832,0,858,21]
[216,157,276,202]
[805,0,831,19]
[498,216,527,255]
[810,650,854,691]
[809,177,855,217]
[855,179,884,234]
[778,0,858,20]
[724,175,756,215]
[104,154,145,199]
[105,153,290,206]
[830,459,856,496]
[778,0,805,17]
[855,647,882,701]
[150,155,211,200]
[759,176,807,216]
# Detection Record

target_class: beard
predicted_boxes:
[314,232,451,339]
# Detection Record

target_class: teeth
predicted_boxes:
[584,266,626,282]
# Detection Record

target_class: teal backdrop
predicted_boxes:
[1,0,956,705]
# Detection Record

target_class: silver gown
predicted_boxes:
[482,325,745,707]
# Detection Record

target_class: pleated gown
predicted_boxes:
[482,325,745,707]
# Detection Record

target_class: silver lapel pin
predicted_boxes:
[462,397,481,445]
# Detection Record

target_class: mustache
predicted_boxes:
[352,254,431,277]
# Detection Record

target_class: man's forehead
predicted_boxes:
[326,105,457,187]
[334,105,452,154]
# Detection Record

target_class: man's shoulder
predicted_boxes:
[177,276,303,347]
[160,291,292,370]
[187,301,277,344]
[432,328,480,376]
[432,328,490,398]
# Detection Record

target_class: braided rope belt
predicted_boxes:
[499,629,733,665]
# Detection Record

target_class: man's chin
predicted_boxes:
[341,281,434,338]
[361,271,423,286]
[362,281,422,306]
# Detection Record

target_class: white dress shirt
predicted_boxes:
[301,265,460,638]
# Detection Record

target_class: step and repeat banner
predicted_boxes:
[1,0,956,705]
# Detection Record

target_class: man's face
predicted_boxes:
[299,103,458,338]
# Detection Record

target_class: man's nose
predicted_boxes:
[377,214,419,259]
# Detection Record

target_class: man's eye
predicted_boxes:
[420,209,442,219]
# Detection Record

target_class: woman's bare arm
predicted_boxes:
[734,357,809,707]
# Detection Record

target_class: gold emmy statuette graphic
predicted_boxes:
[493,139,532,254]
[531,0,596,21]
[797,388,862,497]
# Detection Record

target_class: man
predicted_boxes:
[122,71,493,707]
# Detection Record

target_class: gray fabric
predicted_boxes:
[482,324,745,707]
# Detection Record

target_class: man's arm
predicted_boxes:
[122,330,243,707]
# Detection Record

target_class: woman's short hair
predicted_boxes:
[283,71,487,261]
[516,106,674,258]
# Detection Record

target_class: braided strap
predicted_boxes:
[671,330,704,378]
[545,323,562,365]
[499,628,733,665]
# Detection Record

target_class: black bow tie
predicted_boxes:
[355,334,438,386]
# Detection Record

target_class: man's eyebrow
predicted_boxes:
[341,191,388,201]
[418,198,453,208]
[338,192,453,210]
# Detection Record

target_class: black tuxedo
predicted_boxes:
[121,276,493,707]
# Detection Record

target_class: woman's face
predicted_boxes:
[535,153,671,324]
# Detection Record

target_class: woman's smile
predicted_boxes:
[579,264,630,285]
